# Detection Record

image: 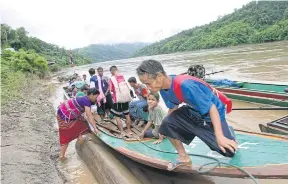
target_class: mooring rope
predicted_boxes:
[93,120,258,184]
[134,137,258,184]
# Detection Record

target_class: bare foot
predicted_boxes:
[126,129,133,136]
[167,157,191,171]
[59,156,67,163]
[77,136,85,145]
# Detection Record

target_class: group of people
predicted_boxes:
[58,65,167,160]
[57,60,237,171]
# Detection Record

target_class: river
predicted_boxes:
[50,41,288,184]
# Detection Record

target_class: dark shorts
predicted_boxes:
[97,93,113,115]
[144,130,154,138]
[110,102,129,117]
[159,105,236,157]
[105,93,113,110]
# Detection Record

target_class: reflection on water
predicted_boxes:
[48,81,98,184]
[52,41,288,183]
[57,140,98,184]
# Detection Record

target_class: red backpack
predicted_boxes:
[173,75,232,114]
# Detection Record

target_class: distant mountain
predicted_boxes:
[73,42,150,62]
[133,1,288,57]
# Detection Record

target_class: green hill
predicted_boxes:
[74,43,149,62]
[133,1,288,57]
[1,24,92,67]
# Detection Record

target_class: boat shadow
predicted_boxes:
[117,154,215,184]
[91,134,215,184]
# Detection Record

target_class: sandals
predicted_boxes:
[167,160,192,171]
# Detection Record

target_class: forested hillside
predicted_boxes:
[0,24,91,105]
[134,1,288,56]
[74,42,149,62]
[1,24,92,67]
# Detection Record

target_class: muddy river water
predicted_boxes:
[51,41,288,184]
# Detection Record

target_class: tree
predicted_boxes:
[134,1,288,56]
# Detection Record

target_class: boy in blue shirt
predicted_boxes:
[136,60,237,171]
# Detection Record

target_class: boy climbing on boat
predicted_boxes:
[109,65,133,137]
[136,60,237,171]
[139,92,166,144]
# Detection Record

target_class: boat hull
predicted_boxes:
[205,79,288,107]
[91,122,288,179]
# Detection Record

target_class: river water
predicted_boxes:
[50,41,288,184]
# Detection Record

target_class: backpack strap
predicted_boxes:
[173,74,232,114]
[174,75,212,102]
[173,76,184,102]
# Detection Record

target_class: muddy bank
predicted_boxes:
[1,80,66,184]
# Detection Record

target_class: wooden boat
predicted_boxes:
[89,120,288,179]
[62,87,288,179]
[205,79,288,107]
[259,116,288,136]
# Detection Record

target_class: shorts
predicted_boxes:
[159,105,235,157]
[110,102,129,117]
[97,93,114,115]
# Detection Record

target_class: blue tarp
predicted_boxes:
[212,79,239,87]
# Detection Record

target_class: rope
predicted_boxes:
[134,137,258,184]
[94,121,258,183]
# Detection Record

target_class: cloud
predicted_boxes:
[0,0,251,49]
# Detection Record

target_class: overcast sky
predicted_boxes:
[0,0,252,49]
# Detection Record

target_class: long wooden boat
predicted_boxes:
[205,79,288,107]
[62,87,288,179]
[90,119,288,179]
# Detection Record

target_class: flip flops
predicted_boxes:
[167,160,192,171]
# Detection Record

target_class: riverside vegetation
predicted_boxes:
[1,24,92,106]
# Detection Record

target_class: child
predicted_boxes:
[140,92,167,144]
[109,65,133,137]
[128,76,149,127]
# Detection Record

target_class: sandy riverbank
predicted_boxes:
[1,80,67,184]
